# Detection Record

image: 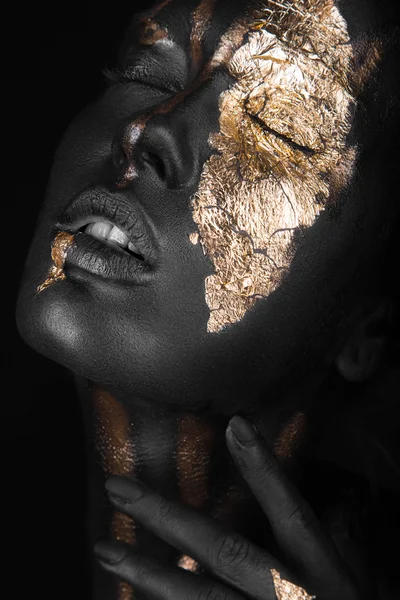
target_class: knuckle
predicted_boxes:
[260,453,277,477]
[213,533,251,569]
[153,498,173,524]
[283,501,316,530]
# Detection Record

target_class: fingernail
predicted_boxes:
[228,416,258,446]
[105,476,143,503]
[94,540,129,564]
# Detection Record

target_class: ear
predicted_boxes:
[336,302,389,383]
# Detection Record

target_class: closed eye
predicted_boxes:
[246,110,317,157]
[102,65,181,95]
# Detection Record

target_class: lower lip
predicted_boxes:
[64,232,153,283]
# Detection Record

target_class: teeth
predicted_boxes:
[89,222,113,240]
[108,226,129,248]
[128,241,141,255]
[84,221,142,257]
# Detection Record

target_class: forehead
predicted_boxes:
[122,0,382,88]
[128,0,375,47]
[119,0,248,67]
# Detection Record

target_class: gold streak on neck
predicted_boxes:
[92,386,136,600]
[176,413,214,573]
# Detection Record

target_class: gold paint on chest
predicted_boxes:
[92,386,136,600]
[37,231,75,293]
[190,0,359,332]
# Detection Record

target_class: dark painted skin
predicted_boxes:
[16,0,399,598]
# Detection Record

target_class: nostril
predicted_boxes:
[141,151,166,181]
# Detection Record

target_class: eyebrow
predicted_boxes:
[245,109,317,157]
[137,0,220,67]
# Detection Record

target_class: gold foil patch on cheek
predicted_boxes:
[37,231,75,293]
[189,232,200,245]
[191,0,359,333]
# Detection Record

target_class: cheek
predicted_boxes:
[191,152,322,333]
[190,17,359,334]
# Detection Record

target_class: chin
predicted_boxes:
[16,233,336,415]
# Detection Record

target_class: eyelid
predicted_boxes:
[247,110,317,157]
[102,65,182,95]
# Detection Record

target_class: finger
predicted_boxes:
[94,539,250,600]
[226,416,351,589]
[104,475,287,600]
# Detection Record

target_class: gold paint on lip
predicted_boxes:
[92,386,136,600]
[190,0,369,333]
[37,231,75,293]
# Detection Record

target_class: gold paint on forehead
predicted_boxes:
[92,386,137,600]
[190,0,217,66]
[142,0,174,20]
[139,17,169,45]
[191,0,361,332]
[37,231,75,293]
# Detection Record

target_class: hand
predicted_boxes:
[94,416,369,599]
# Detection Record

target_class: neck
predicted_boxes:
[75,376,309,600]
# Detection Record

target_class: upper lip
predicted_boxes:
[57,186,158,265]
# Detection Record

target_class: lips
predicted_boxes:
[56,186,159,282]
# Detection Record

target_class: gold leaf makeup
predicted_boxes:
[191,0,361,333]
[37,231,75,293]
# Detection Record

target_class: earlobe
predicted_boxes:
[335,304,388,383]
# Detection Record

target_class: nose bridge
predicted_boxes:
[113,70,229,191]
[139,111,196,190]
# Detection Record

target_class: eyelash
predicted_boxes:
[103,68,314,157]
[247,111,316,157]
[102,66,177,95]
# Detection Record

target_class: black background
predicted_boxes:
[5,1,153,596]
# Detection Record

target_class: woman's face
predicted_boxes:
[16,0,390,412]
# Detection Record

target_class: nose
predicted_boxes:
[111,71,230,191]
[112,114,195,190]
